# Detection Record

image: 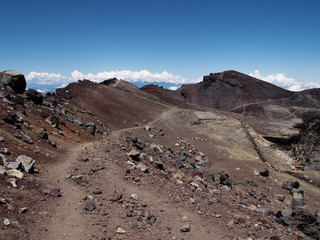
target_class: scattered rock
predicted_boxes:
[15,131,33,144]
[174,171,184,179]
[7,178,18,188]
[40,132,48,140]
[18,208,27,214]
[181,216,189,222]
[128,150,140,161]
[134,140,145,150]
[130,222,138,229]
[259,168,269,177]
[256,208,275,216]
[227,220,234,228]
[84,201,96,211]
[0,165,6,175]
[292,196,305,209]
[48,138,57,148]
[275,194,285,202]
[3,218,10,226]
[0,136,4,142]
[6,169,24,179]
[137,163,149,173]
[233,214,247,223]
[130,194,138,200]
[11,220,20,227]
[116,227,126,234]
[86,122,96,135]
[42,185,61,197]
[2,112,18,125]
[7,161,21,170]
[180,224,190,232]
[110,193,122,202]
[16,155,36,173]
[282,179,300,191]
[48,115,60,128]
[218,171,232,186]
[93,188,102,194]
[153,161,164,170]
[1,148,10,155]
[141,209,151,217]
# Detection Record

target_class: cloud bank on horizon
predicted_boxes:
[249,70,320,91]
[26,70,193,89]
[26,69,319,92]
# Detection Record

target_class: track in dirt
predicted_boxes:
[42,142,99,240]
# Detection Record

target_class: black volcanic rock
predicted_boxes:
[282,179,300,191]
[276,209,320,239]
[25,89,43,105]
[2,112,18,125]
[260,168,270,177]
[292,117,320,169]
[0,70,26,94]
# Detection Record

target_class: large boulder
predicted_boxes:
[0,71,26,94]
[25,89,43,105]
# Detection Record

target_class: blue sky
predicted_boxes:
[1,0,320,91]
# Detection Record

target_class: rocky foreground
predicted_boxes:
[0,70,320,239]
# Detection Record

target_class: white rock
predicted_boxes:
[3,218,10,226]
[130,193,138,200]
[190,182,199,188]
[7,178,18,188]
[181,216,189,222]
[6,169,24,179]
[7,161,21,170]
[116,227,126,234]
[16,155,36,173]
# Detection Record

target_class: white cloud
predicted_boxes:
[249,69,320,91]
[25,69,201,87]
[168,86,179,90]
[26,72,67,85]
[69,69,190,83]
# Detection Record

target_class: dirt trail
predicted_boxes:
[43,142,99,240]
[42,107,232,240]
[110,106,178,139]
[43,107,178,239]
